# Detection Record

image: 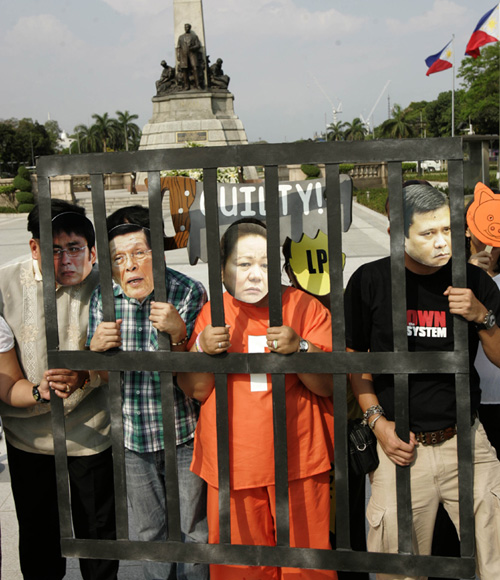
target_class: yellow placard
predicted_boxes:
[289,232,345,296]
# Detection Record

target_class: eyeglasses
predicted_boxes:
[53,246,88,259]
[112,249,152,267]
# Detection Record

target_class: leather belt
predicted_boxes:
[415,427,456,446]
[415,413,477,446]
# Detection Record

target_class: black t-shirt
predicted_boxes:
[344,257,500,432]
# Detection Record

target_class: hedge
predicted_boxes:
[300,164,321,179]
[16,191,34,204]
[0,206,18,213]
[0,185,16,195]
[17,203,35,213]
[339,163,354,174]
[17,166,31,181]
[13,176,32,192]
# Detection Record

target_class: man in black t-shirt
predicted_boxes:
[344,184,500,580]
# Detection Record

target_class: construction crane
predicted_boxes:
[308,73,342,126]
[360,80,391,135]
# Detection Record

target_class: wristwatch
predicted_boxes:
[298,338,309,352]
[476,309,496,331]
[32,384,49,404]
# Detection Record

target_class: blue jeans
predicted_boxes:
[125,439,209,580]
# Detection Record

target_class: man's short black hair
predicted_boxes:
[106,205,164,249]
[27,200,95,248]
[403,184,449,238]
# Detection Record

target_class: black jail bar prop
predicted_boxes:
[36,138,475,578]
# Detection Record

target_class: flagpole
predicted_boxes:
[452,34,455,137]
[498,4,500,181]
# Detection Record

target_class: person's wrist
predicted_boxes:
[79,371,90,389]
[171,334,188,347]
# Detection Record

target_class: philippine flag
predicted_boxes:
[425,40,453,76]
[465,3,500,58]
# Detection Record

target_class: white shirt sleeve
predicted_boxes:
[0,315,15,353]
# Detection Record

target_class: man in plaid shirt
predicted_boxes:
[87,213,208,580]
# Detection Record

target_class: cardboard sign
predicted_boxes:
[288,231,346,296]
[466,182,500,248]
[187,176,353,264]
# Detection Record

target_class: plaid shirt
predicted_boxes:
[87,268,207,453]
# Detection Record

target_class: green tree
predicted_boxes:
[424,90,466,137]
[115,110,141,151]
[457,44,499,135]
[0,120,17,175]
[91,112,116,152]
[73,123,99,153]
[44,120,62,151]
[378,104,416,138]
[343,118,366,141]
[326,121,345,141]
[0,118,53,172]
[405,100,430,138]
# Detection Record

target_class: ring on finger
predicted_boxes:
[273,339,278,349]
[65,384,70,393]
[218,342,222,349]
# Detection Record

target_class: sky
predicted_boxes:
[0,0,497,143]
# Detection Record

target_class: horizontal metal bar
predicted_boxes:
[48,350,470,374]
[36,138,463,176]
[61,538,476,578]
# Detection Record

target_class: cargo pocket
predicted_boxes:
[366,499,392,553]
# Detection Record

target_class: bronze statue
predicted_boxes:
[209,58,230,90]
[155,60,176,96]
[176,23,201,90]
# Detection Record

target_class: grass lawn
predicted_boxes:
[356,169,498,215]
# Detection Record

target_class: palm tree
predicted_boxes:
[343,118,367,141]
[91,113,116,152]
[115,110,140,151]
[73,124,99,153]
[379,104,415,139]
[327,121,345,141]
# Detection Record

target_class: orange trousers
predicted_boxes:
[207,471,338,580]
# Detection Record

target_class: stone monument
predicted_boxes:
[139,0,253,156]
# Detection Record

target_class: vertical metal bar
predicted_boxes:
[39,176,74,540]
[90,173,129,539]
[448,158,475,557]
[91,174,116,323]
[204,166,231,543]
[387,162,412,554]
[149,170,181,541]
[325,163,350,550]
[264,165,289,546]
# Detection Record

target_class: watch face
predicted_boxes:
[299,339,309,352]
[486,311,496,329]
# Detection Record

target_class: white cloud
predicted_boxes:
[3,14,84,54]
[206,0,365,41]
[386,0,467,34]
[100,0,171,16]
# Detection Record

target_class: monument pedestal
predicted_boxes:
[139,90,250,149]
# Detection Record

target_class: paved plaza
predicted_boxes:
[0,198,389,579]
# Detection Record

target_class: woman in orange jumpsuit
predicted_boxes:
[178,219,336,580]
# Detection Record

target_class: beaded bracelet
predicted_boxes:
[195,333,204,353]
[171,334,189,347]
